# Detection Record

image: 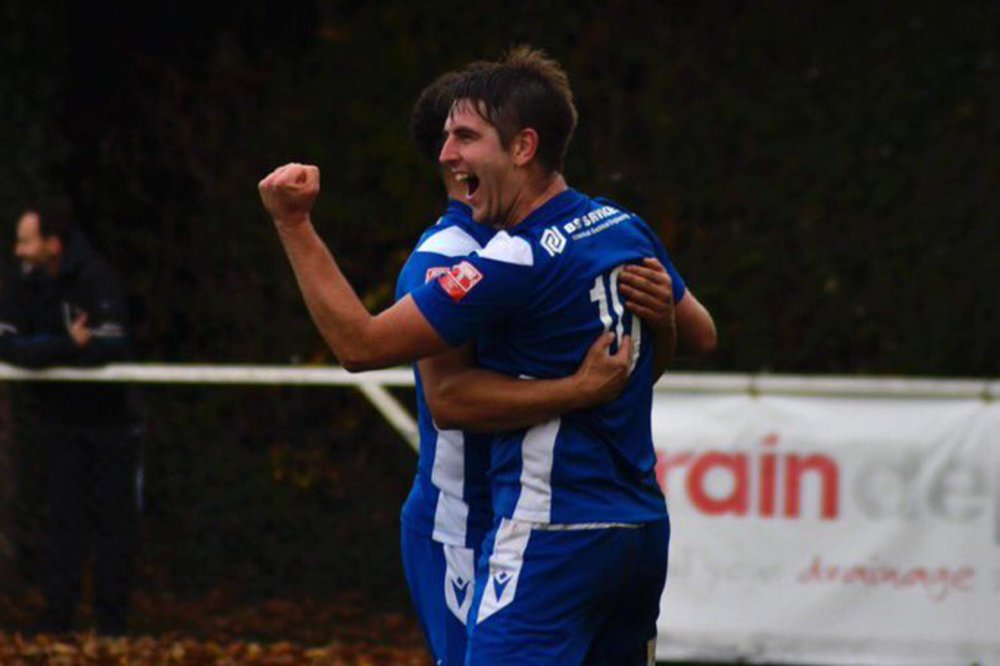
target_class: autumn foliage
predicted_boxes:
[0,633,431,665]
[1,590,432,665]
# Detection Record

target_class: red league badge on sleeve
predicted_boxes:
[425,267,449,283]
[437,261,483,302]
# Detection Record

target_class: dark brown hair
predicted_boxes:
[410,71,462,163]
[26,198,76,242]
[452,45,578,173]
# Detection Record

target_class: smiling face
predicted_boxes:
[439,100,528,228]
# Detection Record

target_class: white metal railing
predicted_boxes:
[1,364,995,452]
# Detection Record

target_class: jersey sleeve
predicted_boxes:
[409,250,534,347]
[395,249,452,302]
[659,244,687,305]
[632,216,687,304]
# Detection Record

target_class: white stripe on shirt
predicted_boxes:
[431,428,469,543]
[416,225,484,258]
[511,417,560,523]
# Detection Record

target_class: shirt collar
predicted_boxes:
[445,198,495,246]
[512,188,587,232]
[445,198,473,217]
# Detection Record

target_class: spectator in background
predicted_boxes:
[0,200,143,636]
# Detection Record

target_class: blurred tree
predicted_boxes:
[4,0,995,375]
[0,0,72,591]
[0,1,71,231]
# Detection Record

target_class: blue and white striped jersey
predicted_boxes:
[396,200,496,548]
[411,189,686,525]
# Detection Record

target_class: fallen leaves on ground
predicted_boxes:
[0,632,433,665]
[1,588,432,665]
[129,590,424,647]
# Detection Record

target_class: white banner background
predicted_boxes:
[652,393,1000,665]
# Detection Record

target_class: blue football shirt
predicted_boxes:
[411,189,686,525]
[396,200,496,548]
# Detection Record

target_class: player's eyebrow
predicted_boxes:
[451,126,479,139]
[443,118,480,141]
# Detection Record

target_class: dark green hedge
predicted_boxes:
[1,0,994,375]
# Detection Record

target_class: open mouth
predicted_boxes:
[455,172,480,199]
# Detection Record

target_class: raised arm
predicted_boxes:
[423,331,632,432]
[259,163,452,371]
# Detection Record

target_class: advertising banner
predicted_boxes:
[652,392,1000,665]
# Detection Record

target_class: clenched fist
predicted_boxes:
[258,163,321,229]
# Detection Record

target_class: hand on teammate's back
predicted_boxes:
[619,257,675,330]
[572,331,633,406]
[258,163,321,229]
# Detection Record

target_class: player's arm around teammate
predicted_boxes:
[673,290,716,356]
[620,257,678,378]
[421,257,682,431]
[620,256,718,373]
[420,332,629,432]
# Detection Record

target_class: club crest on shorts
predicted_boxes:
[475,519,529,624]
[443,545,475,624]
[492,571,512,600]
[445,573,473,624]
[437,261,483,302]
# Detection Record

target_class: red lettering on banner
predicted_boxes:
[657,433,841,520]
[687,453,749,516]
[953,567,975,592]
[785,454,839,519]
[760,433,778,517]
[797,555,976,602]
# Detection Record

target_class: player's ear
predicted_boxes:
[511,128,539,167]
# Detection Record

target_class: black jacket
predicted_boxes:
[0,233,141,427]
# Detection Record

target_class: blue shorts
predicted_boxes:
[465,516,670,666]
[401,524,479,666]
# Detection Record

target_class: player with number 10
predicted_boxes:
[259,46,715,664]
